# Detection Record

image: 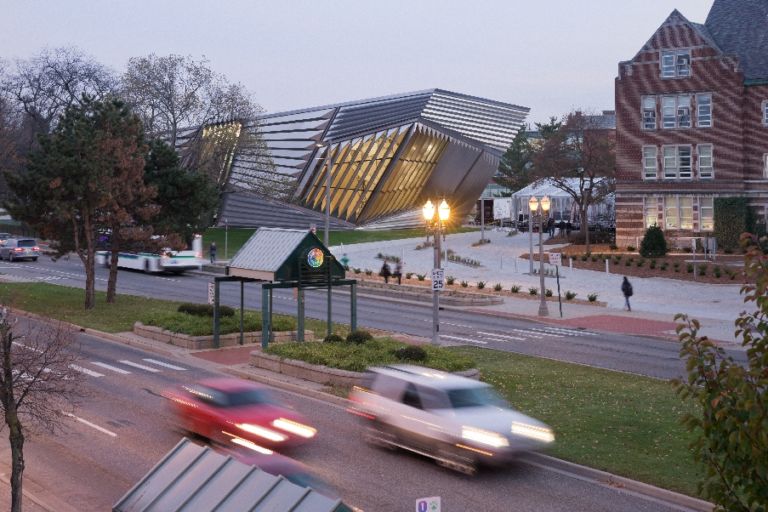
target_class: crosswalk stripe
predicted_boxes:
[143,358,187,371]
[477,331,526,341]
[511,329,544,338]
[441,335,487,345]
[119,360,160,372]
[70,365,104,378]
[91,362,131,374]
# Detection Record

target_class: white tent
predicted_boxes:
[510,178,614,224]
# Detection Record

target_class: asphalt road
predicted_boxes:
[0,324,691,512]
[2,256,747,379]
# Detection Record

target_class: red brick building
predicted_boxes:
[615,0,768,247]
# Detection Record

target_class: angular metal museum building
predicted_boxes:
[188,89,528,229]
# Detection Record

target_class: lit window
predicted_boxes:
[661,50,691,78]
[665,197,679,229]
[698,145,713,179]
[662,97,676,128]
[644,197,659,228]
[680,197,693,230]
[642,97,656,130]
[700,197,714,231]
[696,94,712,127]
[764,154,768,178]
[643,146,658,179]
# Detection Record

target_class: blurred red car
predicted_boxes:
[164,378,317,448]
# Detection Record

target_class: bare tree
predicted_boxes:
[0,47,116,151]
[533,111,615,252]
[0,310,84,512]
[121,54,262,148]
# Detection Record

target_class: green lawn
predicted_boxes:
[0,281,703,497]
[202,226,478,259]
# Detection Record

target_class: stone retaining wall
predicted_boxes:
[133,322,313,350]
[250,351,480,387]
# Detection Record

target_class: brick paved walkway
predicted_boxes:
[558,314,678,338]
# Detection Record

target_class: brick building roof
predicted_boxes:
[704,0,768,81]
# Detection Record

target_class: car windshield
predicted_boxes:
[445,386,509,409]
[17,240,36,248]
[223,388,275,407]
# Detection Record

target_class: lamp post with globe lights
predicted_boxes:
[423,199,450,345]
[529,195,551,316]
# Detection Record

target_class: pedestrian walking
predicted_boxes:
[621,276,633,311]
[394,260,403,285]
[547,217,555,237]
[340,253,350,269]
[209,241,217,264]
[379,260,392,284]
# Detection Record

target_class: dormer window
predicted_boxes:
[661,49,691,78]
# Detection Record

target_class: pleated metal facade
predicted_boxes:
[216,89,528,228]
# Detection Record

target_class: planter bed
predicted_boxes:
[133,322,313,350]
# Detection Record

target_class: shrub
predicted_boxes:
[545,288,553,297]
[446,275,456,285]
[346,330,373,345]
[609,244,618,251]
[627,245,636,252]
[460,280,468,288]
[393,345,428,362]
[687,263,694,273]
[639,225,668,258]
[178,303,235,317]
[529,287,538,295]
[565,290,577,300]
[510,285,520,293]
[353,267,361,274]
[587,293,598,302]
[323,333,344,343]
[636,258,645,267]
[590,255,598,262]
[625,260,631,267]
[660,262,669,271]
[417,274,426,281]
[649,259,657,269]
[405,272,413,279]
[713,266,722,278]
[476,281,486,289]
[614,254,622,262]
[580,255,588,262]
[364,269,373,276]
[674,262,681,273]
[713,196,753,251]
[698,265,707,276]
[493,283,503,291]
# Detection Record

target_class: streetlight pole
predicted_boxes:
[528,201,534,274]
[423,199,450,346]
[324,144,334,248]
[529,195,551,316]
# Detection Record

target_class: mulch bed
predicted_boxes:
[527,244,744,284]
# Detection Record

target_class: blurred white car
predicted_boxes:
[348,365,554,475]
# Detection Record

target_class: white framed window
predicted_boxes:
[764,154,768,178]
[663,145,692,179]
[662,96,676,128]
[644,196,660,228]
[763,100,768,126]
[700,197,714,231]
[680,197,693,230]
[661,49,691,78]
[696,94,712,127]
[677,95,691,128]
[697,144,713,178]
[642,96,656,130]
[665,197,679,229]
[642,146,658,179]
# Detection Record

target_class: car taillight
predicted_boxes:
[13,248,23,252]
[32,247,39,251]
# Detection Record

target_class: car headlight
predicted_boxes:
[272,418,317,438]
[511,422,555,443]
[461,426,509,448]
[235,423,287,442]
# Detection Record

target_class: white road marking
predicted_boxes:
[478,331,526,341]
[69,365,104,378]
[119,360,160,372]
[62,412,117,438]
[12,341,43,353]
[91,362,131,374]
[444,322,474,328]
[143,359,187,371]
[441,334,487,345]
[511,328,544,339]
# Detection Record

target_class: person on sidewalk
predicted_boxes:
[547,217,555,238]
[209,241,217,264]
[621,276,633,311]
[394,260,403,284]
[379,260,392,284]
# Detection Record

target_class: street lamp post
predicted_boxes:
[529,195,551,317]
[423,199,450,345]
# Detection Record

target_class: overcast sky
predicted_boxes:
[1,0,714,125]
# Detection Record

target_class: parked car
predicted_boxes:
[0,238,40,261]
[164,378,317,449]
[348,365,555,475]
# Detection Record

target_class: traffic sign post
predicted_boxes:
[431,268,444,291]
[549,252,562,267]
[207,282,215,305]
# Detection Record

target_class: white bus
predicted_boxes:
[95,235,205,274]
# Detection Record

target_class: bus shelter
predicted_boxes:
[214,228,356,348]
